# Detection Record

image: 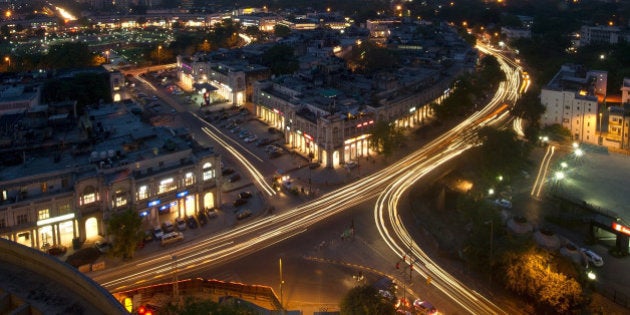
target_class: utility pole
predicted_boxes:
[279,258,285,314]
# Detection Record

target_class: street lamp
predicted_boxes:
[4,56,10,69]
[157,45,162,64]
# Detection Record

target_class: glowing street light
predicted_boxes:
[560,162,568,169]
[572,142,579,149]
[488,188,495,196]
[555,171,565,180]
[575,148,583,157]
[587,270,596,280]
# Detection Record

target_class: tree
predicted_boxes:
[106,209,144,260]
[501,246,584,313]
[261,44,299,75]
[273,24,291,38]
[345,41,399,74]
[339,285,396,315]
[44,42,95,69]
[369,120,403,158]
[473,127,528,186]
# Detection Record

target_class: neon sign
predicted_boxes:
[612,222,630,236]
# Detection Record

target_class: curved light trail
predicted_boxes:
[93,42,525,313]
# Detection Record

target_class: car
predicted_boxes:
[47,244,67,256]
[197,213,208,226]
[162,221,175,233]
[186,215,198,229]
[152,226,164,239]
[236,209,252,220]
[413,300,437,315]
[255,138,270,146]
[244,135,258,143]
[233,198,248,207]
[238,191,253,199]
[493,198,512,209]
[143,230,154,243]
[205,209,218,219]
[222,167,235,175]
[175,217,186,231]
[345,160,358,169]
[581,248,604,267]
[227,173,241,182]
[95,240,111,254]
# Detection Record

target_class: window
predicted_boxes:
[0,218,5,229]
[203,162,215,181]
[138,185,149,200]
[80,186,97,205]
[158,178,177,194]
[61,178,69,189]
[41,182,47,193]
[58,203,71,215]
[185,172,194,186]
[38,209,50,220]
[114,190,128,208]
[16,214,28,225]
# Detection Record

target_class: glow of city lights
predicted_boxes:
[555,171,564,180]
[55,7,77,21]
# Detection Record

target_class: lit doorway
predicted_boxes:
[85,217,99,240]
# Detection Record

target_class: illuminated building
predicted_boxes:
[540,64,606,144]
[0,102,221,251]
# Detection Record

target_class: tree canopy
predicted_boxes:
[106,209,144,260]
[369,120,404,158]
[339,285,396,315]
[501,246,585,313]
[261,44,299,75]
[345,41,399,74]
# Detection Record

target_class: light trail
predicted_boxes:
[93,42,523,314]
[201,127,275,196]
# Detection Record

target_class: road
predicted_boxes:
[93,44,524,313]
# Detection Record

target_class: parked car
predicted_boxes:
[95,240,111,254]
[197,213,208,226]
[413,300,437,315]
[238,191,253,199]
[227,173,241,182]
[222,167,235,176]
[236,209,252,220]
[581,248,604,267]
[493,198,512,209]
[186,215,198,229]
[233,198,248,207]
[345,160,358,169]
[162,220,175,233]
[256,138,271,146]
[153,226,164,239]
[143,230,154,243]
[175,217,186,231]
[244,135,258,143]
[47,244,67,256]
[160,232,184,246]
[205,209,218,219]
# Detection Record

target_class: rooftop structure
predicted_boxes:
[0,238,126,314]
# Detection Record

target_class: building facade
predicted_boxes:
[540,64,607,144]
[0,102,221,251]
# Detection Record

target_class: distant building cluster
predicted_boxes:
[175,22,475,168]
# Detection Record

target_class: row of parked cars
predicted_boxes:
[147,209,219,247]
